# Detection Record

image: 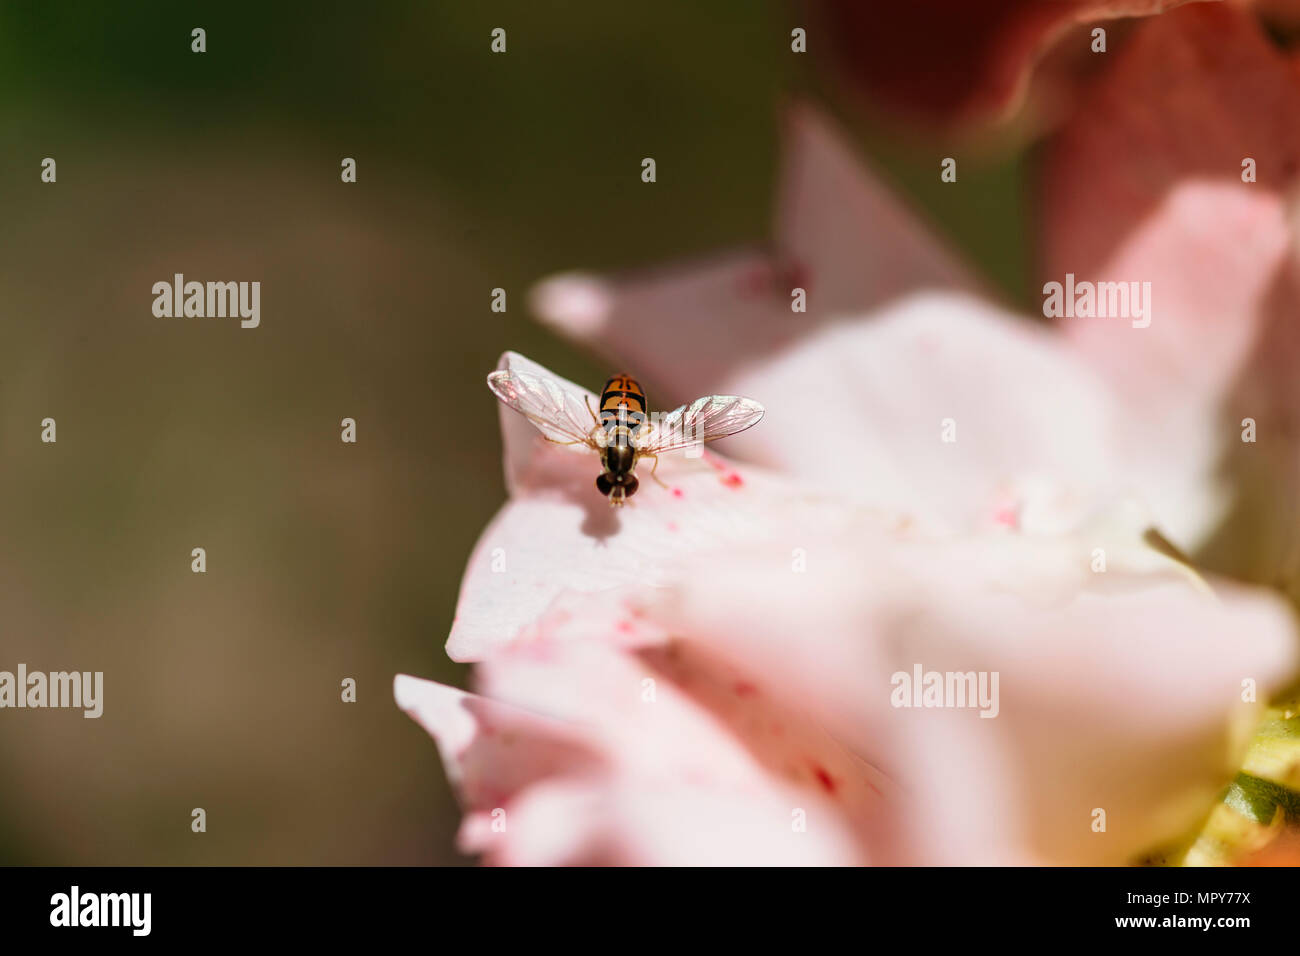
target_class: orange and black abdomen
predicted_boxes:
[599,374,647,432]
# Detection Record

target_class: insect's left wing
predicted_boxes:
[635,395,765,455]
[487,368,599,447]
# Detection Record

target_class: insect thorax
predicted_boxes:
[602,428,636,475]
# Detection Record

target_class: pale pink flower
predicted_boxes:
[395,348,1295,864]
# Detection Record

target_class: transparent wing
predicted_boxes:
[487,368,601,447]
[635,395,765,455]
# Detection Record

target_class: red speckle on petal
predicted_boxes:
[615,619,635,634]
[702,450,743,488]
[991,501,1019,530]
[671,487,684,499]
[736,263,778,299]
[733,681,759,698]
[666,521,678,532]
[810,763,838,796]
[779,258,811,295]
[735,257,811,301]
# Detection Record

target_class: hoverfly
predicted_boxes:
[487,365,764,506]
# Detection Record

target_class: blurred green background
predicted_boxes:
[0,1,1027,864]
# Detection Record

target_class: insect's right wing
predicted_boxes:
[636,394,765,455]
[487,368,601,448]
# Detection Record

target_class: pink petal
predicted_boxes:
[476,638,886,865]
[774,103,978,316]
[450,354,862,660]
[653,531,1300,864]
[717,291,1128,533]
[1040,2,1300,401]
[444,468,852,661]
[493,777,862,866]
[393,674,601,815]
[398,630,889,866]
[529,103,975,403]
[1039,0,1300,567]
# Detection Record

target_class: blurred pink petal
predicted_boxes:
[1038,1,1300,580]
[774,104,980,315]
[393,674,602,814]
[1040,2,1300,401]
[397,632,891,865]
[653,530,1300,864]
[530,104,976,401]
[709,291,1127,532]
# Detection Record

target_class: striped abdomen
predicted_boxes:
[599,374,647,436]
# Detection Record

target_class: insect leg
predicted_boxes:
[643,453,670,489]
